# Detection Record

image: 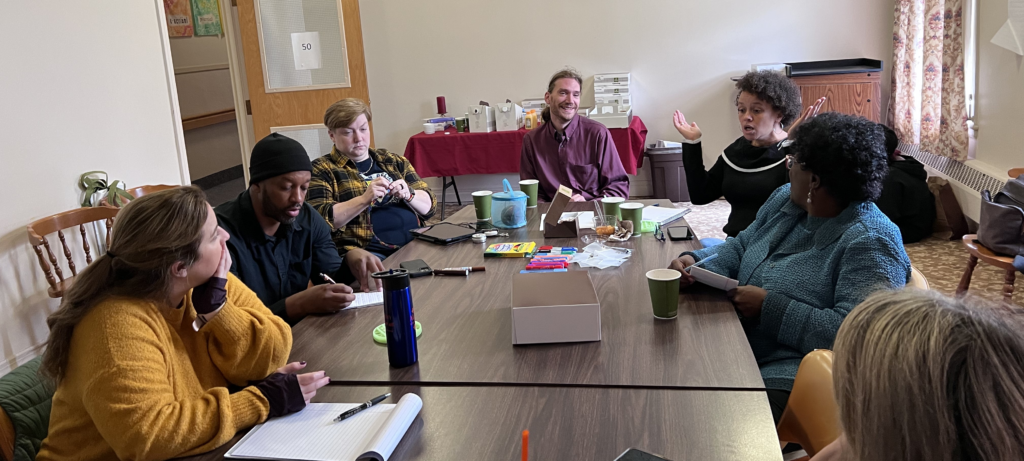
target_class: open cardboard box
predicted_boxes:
[543,184,578,238]
[511,270,602,345]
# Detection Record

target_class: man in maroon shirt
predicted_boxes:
[520,69,630,202]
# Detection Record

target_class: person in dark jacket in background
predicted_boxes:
[874,124,935,243]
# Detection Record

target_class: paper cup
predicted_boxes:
[647,269,681,319]
[519,179,539,208]
[472,190,493,221]
[601,196,625,219]
[619,203,644,237]
[423,123,435,134]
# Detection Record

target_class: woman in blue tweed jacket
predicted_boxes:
[669,112,911,423]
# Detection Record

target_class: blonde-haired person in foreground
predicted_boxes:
[36,186,329,461]
[811,289,1024,461]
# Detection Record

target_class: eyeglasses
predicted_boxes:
[654,224,665,242]
[785,155,805,170]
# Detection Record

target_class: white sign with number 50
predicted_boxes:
[290,31,322,70]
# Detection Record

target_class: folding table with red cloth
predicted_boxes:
[404,116,648,219]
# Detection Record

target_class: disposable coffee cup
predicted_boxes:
[423,123,435,134]
[601,196,625,219]
[619,203,644,237]
[472,191,493,221]
[519,179,539,208]
[647,269,681,319]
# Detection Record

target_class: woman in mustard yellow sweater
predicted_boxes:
[36,186,330,461]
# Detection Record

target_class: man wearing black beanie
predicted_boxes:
[215,133,385,324]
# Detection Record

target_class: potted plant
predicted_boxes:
[79,171,134,207]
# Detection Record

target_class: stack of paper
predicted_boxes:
[688,266,739,291]
[642,206,690,226]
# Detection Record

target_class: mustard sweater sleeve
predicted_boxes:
[78,306,271,461]
[201,273,293,385]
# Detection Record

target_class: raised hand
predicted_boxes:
[787,97,826,134]
[673,110,702,141]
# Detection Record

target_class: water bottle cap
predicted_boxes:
[371,268,410,290]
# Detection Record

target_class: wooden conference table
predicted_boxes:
[181,201,782,461]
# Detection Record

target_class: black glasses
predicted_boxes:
[785,155,795,170]
[654,224,665,242]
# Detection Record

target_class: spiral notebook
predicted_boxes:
[225,393,423,461]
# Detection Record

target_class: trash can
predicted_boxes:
[646,145,689,202]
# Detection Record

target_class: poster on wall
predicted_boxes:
[191,0,223,36]
[164,0,194,37]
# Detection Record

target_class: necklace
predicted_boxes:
[357,157,374,175]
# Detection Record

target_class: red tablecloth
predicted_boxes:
[404,116,648,177]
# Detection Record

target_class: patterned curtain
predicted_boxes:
[890,0,968,161]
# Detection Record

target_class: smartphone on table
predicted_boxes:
[666,225,693,241]
[399,259,433,278]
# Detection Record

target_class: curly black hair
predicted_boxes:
[734,70,803,127]
[790,112,889,203]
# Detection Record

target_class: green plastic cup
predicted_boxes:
[619,203,644,237]
[647,269,681,319]
[519,179,539,208]
[472,191,493,221]
[601,196,625,219]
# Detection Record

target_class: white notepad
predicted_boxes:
[344,291,384,310]
[688,265,739,291]
[642,206,691,226]
[226,393,423,461]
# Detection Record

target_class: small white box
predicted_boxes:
[495,103,524,131]
[593,84,630,96]
[588,104,632,129]
[468,105,495,133]
[594,72,630,85]
[595,93,632,106]
[751,63,791,75]
[521,98,546,112]
[511,271,601,345]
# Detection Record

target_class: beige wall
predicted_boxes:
[973,0,1024,177]
[170,35,243,179]
[358,0,894,198]
[0,2,186,375]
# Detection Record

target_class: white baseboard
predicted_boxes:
[0,343,46,377]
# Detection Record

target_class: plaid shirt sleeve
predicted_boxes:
[308,154,374,251]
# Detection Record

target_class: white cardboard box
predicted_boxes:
[595,93,632,106]
[511,271,602,345]
[594,72,630,85]
[594,84,630,96]
[588,104,632,129]
[468,105,495,133]
[495,103,524,131]
[521,98,546,112]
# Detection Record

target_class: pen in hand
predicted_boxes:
[321,273,337,284]
[685,253,719,273]
[334,393,391,422]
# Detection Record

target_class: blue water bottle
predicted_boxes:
[372,269,418,367]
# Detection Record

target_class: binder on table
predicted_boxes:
[225,393,423,461]
[642,205,691,226]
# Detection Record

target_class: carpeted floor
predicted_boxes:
[433,198,1021,307]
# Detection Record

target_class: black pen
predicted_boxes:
[334,393,391,422]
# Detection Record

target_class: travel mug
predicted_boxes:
[372,269,418,367]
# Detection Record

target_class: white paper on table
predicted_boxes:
[343,291,384,310]
[226,393,423,461]
[291,31,323,70]
[688,265,739,291]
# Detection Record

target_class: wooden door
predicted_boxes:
[236,0,371,141]
[792,73,881,122]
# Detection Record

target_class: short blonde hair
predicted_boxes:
[324,98,372,131]
[834,289,1024,461]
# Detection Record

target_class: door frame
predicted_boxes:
[153,0,191,186]
[221,0,257,185]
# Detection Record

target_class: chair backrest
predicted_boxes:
[776,349,840,457]
[908,266,929,290]
[125,184,178,199]
[0,406,13,461]
[1009,168,1023,179]
[26,207,119,298]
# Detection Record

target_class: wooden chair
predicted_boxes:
[776,350,840,458]
[27,207,119,298]
[125,184,178,199]
[1009,167,1023,178]
[957,234,1016,304]
[0,406,13,461]
[909,266,929,290]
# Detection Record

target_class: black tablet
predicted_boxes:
[412,222,476,245]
